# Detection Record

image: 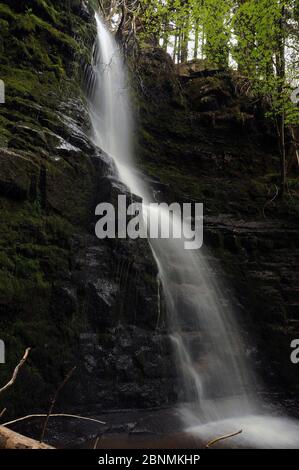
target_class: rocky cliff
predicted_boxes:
[0,1,298,421]
[134,47,299,395]
[0,1,175,417]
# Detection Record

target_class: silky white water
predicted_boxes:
[88,13,299,448]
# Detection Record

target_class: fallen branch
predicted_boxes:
[0,426,54,449]
[40,366,76,443]
[0,348,30,395]
[0,408,6,419]
[2,413,106,427]
[206,429,243,448]
[93,435,101,449]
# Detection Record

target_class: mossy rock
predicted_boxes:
[0,149,39,200]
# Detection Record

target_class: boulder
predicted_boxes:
[0,149,39,200]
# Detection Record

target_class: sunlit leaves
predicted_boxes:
[137,0,298,123]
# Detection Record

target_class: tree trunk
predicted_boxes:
[181,16,190,63]
[194,18,200,58]
[178,29,182,63]
[173,30,178,62]
[162,13,169,51]
[280,113,286,197]
[0,426,54,449]
[276,1,287,197]
[290,126,299,169]
[201,26,205,59]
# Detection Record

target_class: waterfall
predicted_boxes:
[87,13,299,448]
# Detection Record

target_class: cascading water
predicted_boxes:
[87,13,299,448]
[88,15,145,199]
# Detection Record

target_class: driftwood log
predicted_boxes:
[0,426,54,449]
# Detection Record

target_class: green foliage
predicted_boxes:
[232,0,299,125]
[137,0,299,185]
[201,0,233,67]
[139,0,234,65]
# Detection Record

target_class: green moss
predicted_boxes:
[0,251,15,271]
[0,17,9,33]
[0,3,15,20]
[0,200,73,288]
[0,0,98,417]
[0,271,50,305]
[14,256,41,279]
[1,66,42,97]
[27,0,60,25]
[45,215,72,247]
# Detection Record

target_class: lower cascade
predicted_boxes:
[88,14,299,448]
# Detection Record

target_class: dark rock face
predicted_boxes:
[0,2,177,416]
[67,231,177,409]
[0,149,39,199]
[134,48,299,394]
[202,216,299,390]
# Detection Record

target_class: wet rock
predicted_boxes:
[0,4,174,417]
[84,354,97,373]
[115,355,137,381]
[51,285,77,317]
[72,0,94,22]
[135,347,176,379]
[0,149,39,200]
[86,279,118,328]
[135,48,299,395]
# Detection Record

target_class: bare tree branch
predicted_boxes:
[206,429,243,448]
[93,435,101,449]
[2,414,106,427]
[40,366,77,443]
[0,348,31,395]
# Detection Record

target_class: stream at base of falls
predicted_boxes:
[12,395,299,449]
